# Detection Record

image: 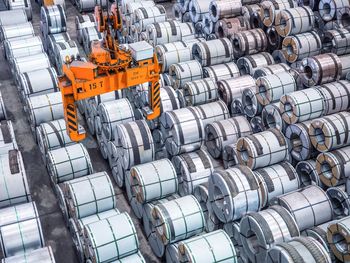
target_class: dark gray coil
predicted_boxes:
[266,26,283,52]
[337,6,350,28]
[327,185,350,218]
[272,49,288,64]
[295,159,326,188]
[242,87,263,118]
[222,143,239,169]
[214,17,250,38]
[319,0,349,21]
[242,4,262,29]
[261,102,287,132]
[250,116,265,133]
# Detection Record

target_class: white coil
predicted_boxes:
[203,62,240,82]
[214,17,250,38]
[318,80,350,115]
[295,159,325,188]
[46,32,70,59]
[1,246,55,263]
[0,22,34,41]
[261,102,287,132]
[182,78,218,106]
[319,0,348,21]
[0,9,27,26]
[194,100,230,128]
[259,0,298,27]
[11,53,51,78]
[82,27,102,54]
[169,60,203,89]
[4,36,44,63]
[134,5,167,32]
[40,5,66,35]
[76,0,107,12]
[189,0,211,23]
[231,28,268,58]
[165,243,179,263]
[237,52,275,75]
[75,13,96,44]
[54,40,79,74]
[209,0,242,22]
[7,0,32,20]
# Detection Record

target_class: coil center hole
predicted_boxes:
[246,229,260,254]
[303,65,313,80]
[213,185,225,209]
[210,5,217,18]
[265,113,277,128]
[217,26,224,38]
[283,102,293,118]
[268,30,277,45]
[298,169,312,186]
[290,133,302,153]
[314,128,325,146]
[341,13,350,27]
[329,195,344,217]
[320,160,333,179]
[323,3,331,15]
[333,232,348,253]
[232,39,240,52]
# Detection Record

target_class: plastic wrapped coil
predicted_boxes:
[11,53,50,78]
[0,22,34,41]
[1,246,55,263]
[169,60,203,89]
[40,5,66,36]
[0,9,27,26]
[7,0,32,20]
[259,0,298,27]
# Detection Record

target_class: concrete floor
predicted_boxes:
[0,1,173,262]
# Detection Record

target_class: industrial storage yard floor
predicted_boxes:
[0,1,168,262]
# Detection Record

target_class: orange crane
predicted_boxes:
[58,3,161,142]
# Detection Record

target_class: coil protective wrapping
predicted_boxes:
[0,9,27,26]
[1,246,55,263]
[11,53,51,79]
[237,52,275,75]
[327,216,350,262]
[0,22,34,42]
[4,36,44,62]
[75,13,95,44]
[169,60,203,89]
[231,28,268,58]
[259,0,298,27]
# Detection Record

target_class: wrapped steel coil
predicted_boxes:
[18,67,58,98]
[169,60,203,89]
[242,4,262,28]
[4,36,44,63]
[54,40,79,74]
[327,215,350,262]
[296,159,325,188]
[160,107,204,156]
[250,116,265,133]
[0,150,31,208]
[75,14,95,44]
[240,205,300,262]
[47,143,93,184]
[323,28,350,55]
[0,202,38,231]
[194,100,230,128]
[193,38,233,67]
[256,71,296,106]
[272,49,288,64]
[0,22,34,41]
[202,13,214,35]
[205,116,252,158]
[316,146,350,187]
[259,0,298,27]
[1,246,55,263]
[271,185,333,231]
[209,166,260,222]
[237,52,275,75]
[236,128,289,170]
[0,10,27,28]
[76,0,107,12]
[26,92,64,131]
[266,26,283,52]
[222,143,239,169]
[214,17,250,38]
[309,112,350,152]
[280,87,325,124]
[203,62,240,82]
[285,120,317,161]
[11,53,51,78]
[0,121,17,155]
[319,0,348,21]
[231,28,268,58]
[282,31,322,63]
[7,0,32,20]
[209,0,242,22]
[46,32,71,61]
[337,6,350,27]
[327,185,350,218]
[253,63,290,79]
[189,0,211,23]
[254,161,300,207]
[275,6,315,37]
[83,213,138,262]
[261,103,287,132]
[231,98,244,116]
[152,195,205,245]
[114,120,154,169]
[165,243,179,263]
[40,5,66,36]
[181,78,218,106]
[178,230,237,262]
[266,236,331,263]
[172,149,213,196]
[134,5,167,33]
[82,27,102,54]
[242,87,262,118]
[223,221,248,263]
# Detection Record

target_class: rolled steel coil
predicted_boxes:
[203,62,240,82]
[0,150,31,208]
[237,52,275,76]
[152,195,205,245]
[193,183,222,232]
[0,121,17,155]
[82,27,102,54]
[18,67,58,98]
[250,116,264,133]
[340,53,350,78]
[231,28,268,58]
[240,205,300,262]
[266,26,283,52]
[134,5,167,33]
[46,32,71,59]
[114,120,154,169]
[205,116,252,158]
[319,0,348,21]
[0,22,34,41]
[256,71,296,106]
[280,87,325,124]
[242,4,262,28]
[202,13,214,35]
[189,0,211,23]
[75,13,95,44]
[231,98,244,116]
[147,20,196,46]
[327,215,350,262]
[337,6,350,28]
[165,243,179,263]
[76,0,107,12]
[169,60,203,89]
[236,128,289,170]
[11,53,51,79]
[83,213,138,262]
[282,31,322,63]
[259,0,298,27]
[26,92,64,130]
[194,100,230,128]
[275,6,315,37]
[4,36,44,63]
[266,236,331,263]
[0,9,27,26]
[0,202,38,231]
[178,230,237,262]
[98,98,135,141]
[172,149,213,196]
[310,112,350,153]
[172,3,183,21]
[261,103,287,132]
[222,143,239,169]
[316,146,350,187]
[271,185,333,231]
[296,159,325,188]
[323,28,350,55]
[254,161,300,208]
[223,221,249,263]
[285,120,317,161]
[1,246,55,263]
[7,0,32,21]
[47,143,93,184]
[54,40,79,74]
[242,87,262,118]
[40,5,66,36]
[327,185,350,218]
[209,0,242,22]
[181,78,218,106]
[214,17,250,38]
[272,49,288,64]
[208,166,261,222]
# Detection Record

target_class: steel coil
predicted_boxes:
[0,121,17,155]
[319,81,350,116]
[214,17,250,38]
[209,166,261,222]
[242,4,262,28]
[169,60,203,89]
[134,5,167,33]
[209,0,242,22]
[47,143,93,184]
[181,78,218,106]
[123,0,155,15]
[0,9,27,26]
[337,6,350,27]
[75,14,95,44]
[236,128,289,169]
[231,29,268,58]
[54,40,79,74]
[296,159,325,188]
[11,53,51,79]
[40,5,66,36]
[76,0,107,12]
[7,0,32,20]
[327,215,350,262]
[4,36,44,63]
[205,116,252,158]
[189,0,211,23]
[261,103,287,132]
[46,32,71,59]
[194,100,230,128]
[323,28,350,55]
[282,31,322,63]
[272,49,287,64]
[231,98,244,116]
[266,26,283,52]
[165,243,179,263]
[178,230,237,262]
[0,202,38,231]
[237,52,275,76]
[271,185,333,231]
[18,67,58,99]
[202,13,214,35]
[0,22,34,41]
[222,143,239,169]
[266,236,331,263]
[172,149,213,196]
[242,87,262,118]
[280,87,325,124]
[319,0,348,21]
[327,185,350,218]
[254,161,300,208]
[83,212,138,262]
[250,116,265,133]
[1,246,55,263]
[82,27,102,54]
[240,205,300,262]
[259,0,298,27]
[203,62,240,82]
[316,146,350,187]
